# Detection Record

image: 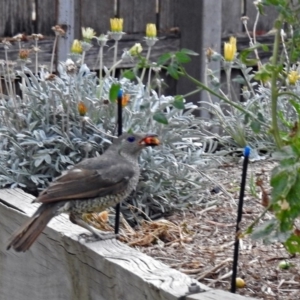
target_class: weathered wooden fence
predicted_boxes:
[0,0,278,105]
[0,0,277,37]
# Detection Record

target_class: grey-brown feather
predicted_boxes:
[7,132,158,252]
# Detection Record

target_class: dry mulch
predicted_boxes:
[88,158,300,300]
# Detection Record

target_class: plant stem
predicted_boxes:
[278,91,300,102]
[82,51,86,65]
[112,40,118,78]
[182,88,202,99]
[50,35,59,74]
[35,39,38,75]
[179,67,267,127]
[21,63,26,103]
[270,15,284,149]
[147,67,152,91]
[98,45,104,100]
[108,59,123,77]
[141,46,151,82]
[204,58,214,104]
[225,65,232,100]
[4,48,16,107]
[99,45,103,82]
[246,205,271,234]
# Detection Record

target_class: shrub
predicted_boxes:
[0,56,211,221]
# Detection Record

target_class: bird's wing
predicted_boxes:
[36,159,135,203]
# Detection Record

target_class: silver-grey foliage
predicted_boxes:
[0,63,210,220]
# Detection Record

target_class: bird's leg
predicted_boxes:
[69,213,117,241]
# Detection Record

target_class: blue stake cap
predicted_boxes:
[244,146,251,158]
[118,89,123,99]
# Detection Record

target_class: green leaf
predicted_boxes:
[261,43,269,52]
[232,75,246,84]
[254,67,272,82]
[175,52,191,64]
[244,113,250,125]
[153,112,168,124]
[284,234,300,254]
[289,99,300,115]
[127,128,134,134]
[239,46,266,66]
[250,120,261,133]
[251,219,277,240]
[257,112,264,123]
[122,70,136,80]
[109,83,121,103]
[271,164,297,202]
[173,95,185,109]
[157,53,172,65]
[180,48,199,56]
[167,65,179,80]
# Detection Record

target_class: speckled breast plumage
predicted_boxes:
[61,164,140,215]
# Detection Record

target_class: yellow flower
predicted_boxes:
[224,36,237,62]
[71,39,82,54]
[129,43,142,56]
[82,27,96,42]
[146,23,157,38]
[230,36,237,52]
[78,101,88,116]
[288,70,300,85]
[110,18,123,32]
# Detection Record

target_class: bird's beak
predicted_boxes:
[140,134,160,146]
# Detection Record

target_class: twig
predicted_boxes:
[196,258,233,280]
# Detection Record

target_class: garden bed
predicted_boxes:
[124,159,300,300]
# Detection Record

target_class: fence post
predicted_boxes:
[176,0,221,118]
[57,0,76,64]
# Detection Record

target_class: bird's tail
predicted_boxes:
[7,203,58,252]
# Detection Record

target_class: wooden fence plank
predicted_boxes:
[36,0,56,36]
[0,0,33,37]
[135,0,157,33]
[119,0,156,34]
[246,0,278,35]
[118,0,134,33]
[159,0,177,32]
[80,0,114,37]
[176,0,222,119]
[57,0,76,63]
[222,0,243,36]
[175,0,202,109]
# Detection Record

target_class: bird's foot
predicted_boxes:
[79,231,118,243]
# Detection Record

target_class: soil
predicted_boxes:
[125,159,300,300]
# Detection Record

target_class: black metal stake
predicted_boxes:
[231,146,250,293]
[115,90,123,235]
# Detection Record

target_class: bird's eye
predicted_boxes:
[127,136,135,143]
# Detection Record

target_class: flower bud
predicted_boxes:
[129,43,142,56]
[146,23,157,38]
[110,18,123,32]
